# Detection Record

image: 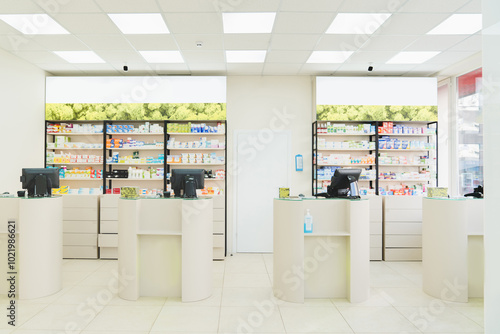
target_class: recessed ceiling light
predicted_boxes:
[223,13,276,33]
[139,51,184,63]
[108,13,169,34]
[306,51,354,63]
[0,14,69,35]
[427,14,482,35]
[53,51,105,63]
[386,51,440,64]
[326,13,391,34]
[226,50,267,63]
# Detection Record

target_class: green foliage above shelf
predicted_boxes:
[45,103,226,121]
[317,105,438,122]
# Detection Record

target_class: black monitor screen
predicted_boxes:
[327,168,361,198]
[171,169,205,198]
[20,168,60,197]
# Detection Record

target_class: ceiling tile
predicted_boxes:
[0,34,47,51]
[273,12,336,34]
[164,13,223,34]
[224,34,271,50]
[174,34,224,50]
[93,0,160,12]
[338,0,406,12]
[448,34,482,51]
[76,34,133,50]
[425,51,477,64]
[409,63,449,73]
[315,34,365,51]
[33,35,90,51]
[361,35,419,52]
[181,50,225,63]
[38,63,84,73]
[158,0,218,12]
[126,35,178,50]
[404,35,469,52]
[153,63,190,73]
[399,0,471,13]
[226,63,264,75]
[262,63,302,75]
[188,62,227,72]
[456,0,481,13]
[266,50,311,63]
[366,63,418,73]
[0,1,45,13]
[299,63,342,75]
[55,0,103,13]
[53,14,121,34]
[378,13,450,35]
[221,0,281,12]
[270,34,321,50]
[97,50,145,63]
[281,0,343,12]
[12,50,63,64]
[348,51,397,63]
[75,63,121,72]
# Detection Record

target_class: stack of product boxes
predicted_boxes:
[167,122,225,134]
[317,123,375,134]
[167,137,224,149]
[47,123,103,134]
[106,123,164,134]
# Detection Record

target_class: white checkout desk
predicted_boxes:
[0,197,62,299]
[422,197,484,302]
[273,198,370,303]
[118,197,213,302]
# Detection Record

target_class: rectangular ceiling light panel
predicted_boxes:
[427,14,482,35]
[0,14,69,34]
[326,13,392,35]
[223,12,276,33]
[108,13,169,34]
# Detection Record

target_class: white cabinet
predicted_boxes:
[383,196,423,261]
[363,195,382,260]
[203,195,226,260]
[99,194,120,259]
[62,195,99,259]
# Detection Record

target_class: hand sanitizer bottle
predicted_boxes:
[304,209,313,233]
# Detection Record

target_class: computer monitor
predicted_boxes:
[328,168,361,198]
[171,169,205,198]
[316,168,361,199]
[20,168,60,197]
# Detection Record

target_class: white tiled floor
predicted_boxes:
[1,254,484,333]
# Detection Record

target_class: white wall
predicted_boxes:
[482,0,500,331]
[0,49,46,193]
[226,76,313,254]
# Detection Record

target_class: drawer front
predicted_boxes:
[101,207,118,221]
[385,209,422,222]
[100,220,118,234]
[98,234,118,247]
[212,195,225,209]
[385,248,422,261]
[384,196,422,209]
[213,234,225,248]
[213,208,225,221]
[370,235,382,248]
[63,233,97,246]
[100,247,118,259]
[370,222,382,234]
[63,207,97,221]
[100,194,120,207]
[385,235,422,248]
[370,247,382,261]
[62,195,98,208]
[63,245,98,259]
[214,221,225,234]
[213,247,225,260]
[385,222,422,235]
[63,220,98,234]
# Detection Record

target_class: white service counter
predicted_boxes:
[422,197,484,302]
[273,198,370,303]
[118,197,213,302]
[0,197,62,299]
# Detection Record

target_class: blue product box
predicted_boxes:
[402,141,408,149]
[394,140,401,149]
[386,140,393,150]
[379,139,386,149]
